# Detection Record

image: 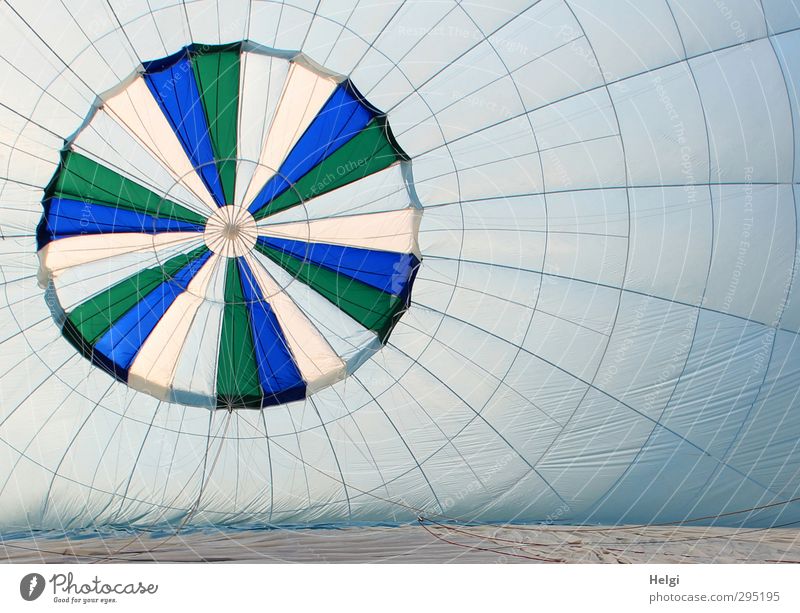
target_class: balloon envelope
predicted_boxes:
[0,0,798,530]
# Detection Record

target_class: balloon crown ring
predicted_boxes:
[36,41,423,410]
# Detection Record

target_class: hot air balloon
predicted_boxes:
[0,0,798,533]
